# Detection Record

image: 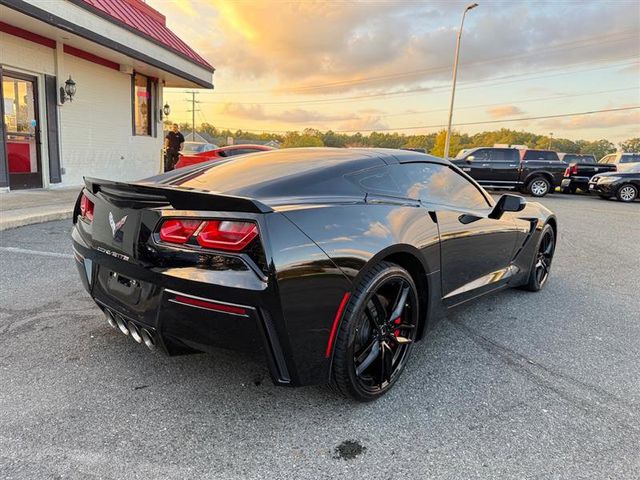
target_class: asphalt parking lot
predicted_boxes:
[0,193,638,480]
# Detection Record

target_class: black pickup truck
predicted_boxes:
[452,147,565,197]
[560,152,640,193]
[560,154,615,193]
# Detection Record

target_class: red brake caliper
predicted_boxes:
[393,317,402,337]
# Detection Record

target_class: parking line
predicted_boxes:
[0,246,73,259]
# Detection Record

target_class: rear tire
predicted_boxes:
[521,224,555,292]
[527,176,551,197]
[616,184,638,202]
[331,262,419,402]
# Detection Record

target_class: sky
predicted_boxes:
[148,0,640,142]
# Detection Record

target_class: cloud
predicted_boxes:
[539,108,640,130]
[338,115,389,132]
[154,0,640,95]
[487,105,524,118]
[218,103,356,123]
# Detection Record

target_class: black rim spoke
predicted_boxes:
[355,340,380,376]
[388,285,409,323]
[535,232,554,284]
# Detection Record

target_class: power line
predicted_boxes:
[190,58,639,107]
[185,91,200,139]
[184,30,638,96]
[208,106,640,134]
[337,106,640,132]
[378,86,640,119]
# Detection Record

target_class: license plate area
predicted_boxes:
[107,271,141,304]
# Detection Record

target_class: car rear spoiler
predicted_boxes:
[84,177,273,214]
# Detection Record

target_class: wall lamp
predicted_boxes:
[60,75,77,103]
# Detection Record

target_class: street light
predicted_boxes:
[443,2,478,159]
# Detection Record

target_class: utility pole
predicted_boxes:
[548,132,554,150]
[444,3,478,159]
[185,91,200,140]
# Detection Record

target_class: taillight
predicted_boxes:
[80,193,94,222]
[197,220,258,251]
[158,218,258,252]
[159,219,201,244]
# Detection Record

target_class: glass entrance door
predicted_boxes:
[2,72,42,189]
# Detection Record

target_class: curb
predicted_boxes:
[0,209,73,231]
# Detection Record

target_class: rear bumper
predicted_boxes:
[561,177,589,189]
[72,232,293,386]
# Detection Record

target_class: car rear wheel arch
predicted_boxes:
[545,216,557,239]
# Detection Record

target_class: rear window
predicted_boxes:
[346,166,401,195]
[523,150,559,161]
[563,154,596,164]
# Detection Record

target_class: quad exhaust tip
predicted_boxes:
[140,328,156,351]
[128,321,143,344]
[105,309,155,351]
[114,314,130,336]
[105,311,118,330]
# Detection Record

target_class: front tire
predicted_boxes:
[521,224,555,292]
[527,176,551,197]
[616,184,638,202]
[331,262,419,402]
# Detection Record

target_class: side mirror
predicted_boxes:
[489,194,526,219]
[466,155,475,163]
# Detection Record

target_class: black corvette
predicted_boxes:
[72,148,557,401]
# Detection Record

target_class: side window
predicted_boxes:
[620,155,635,164]
[396,163,490,210]
[473,149,490,161]
[489,149,514,162]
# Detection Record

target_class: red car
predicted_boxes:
[176,144,274,169]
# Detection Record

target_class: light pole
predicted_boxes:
[443,2,478,159]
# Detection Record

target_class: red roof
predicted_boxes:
[78,0,213,71]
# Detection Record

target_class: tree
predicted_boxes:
[620,137,640,153]
[282,131,324,148]
[580,139,616,161]
[431,130,463,158]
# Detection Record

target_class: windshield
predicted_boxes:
[454,149,471,159]
[182,142,212,153]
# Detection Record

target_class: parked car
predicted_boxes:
[452,147,565,197]
[179,141,218,156]
[71,148,557,401]
[176,144,274,169]
[588,162,640,202]
[560,154,614,193]
[598,152,640,167]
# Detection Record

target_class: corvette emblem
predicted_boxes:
[109,212,128,241]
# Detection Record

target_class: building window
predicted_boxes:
[133,73,152,136]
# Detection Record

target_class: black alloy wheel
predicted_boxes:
[522,224,555,292]
[331,262,419,401]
